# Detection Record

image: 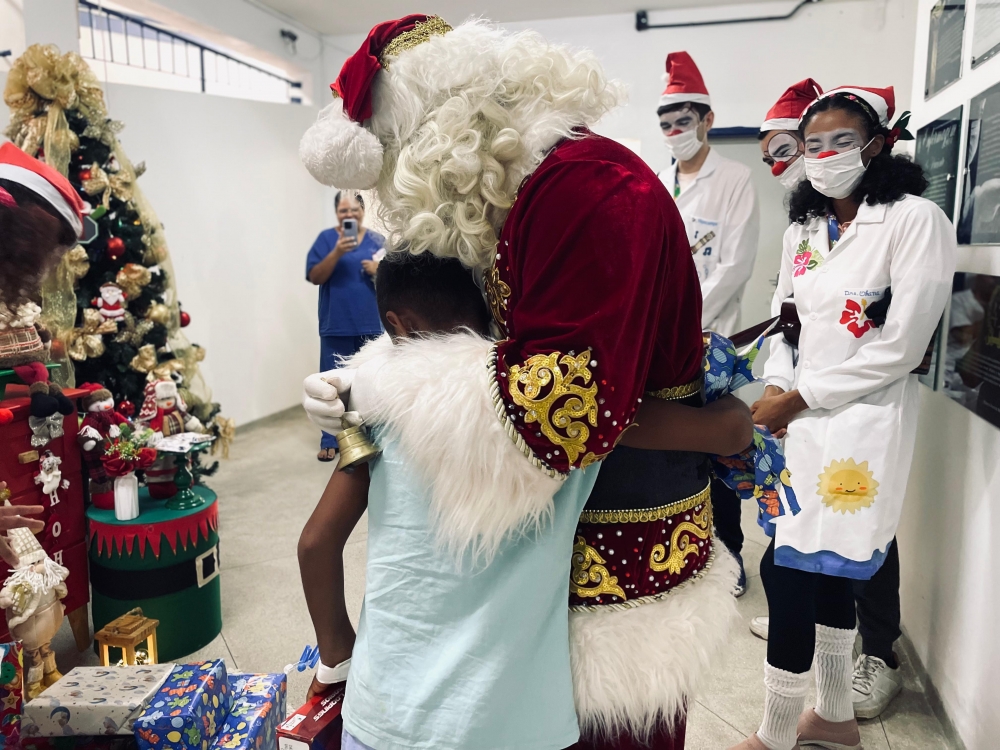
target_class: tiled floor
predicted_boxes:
[50,408,957,748]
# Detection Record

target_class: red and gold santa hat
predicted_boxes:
[658,51,710,109]
[300,14,452,188]
[760,78,823,133]
[0,141,85,237]
[801,85,895,128]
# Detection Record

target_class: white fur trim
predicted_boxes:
[569,546,740,739]
[299,100,384,189]
[658,92,711,109]
[345,333,563,564]
[0,163,82,236]
[760,117,800,133]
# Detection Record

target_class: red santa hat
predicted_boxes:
[0,142,85,237]
[658,51,711,109]
[801,85,895,128]
[300,15,453,189]
[760,78,823,133]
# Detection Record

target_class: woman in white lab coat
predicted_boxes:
[731,87,956,750]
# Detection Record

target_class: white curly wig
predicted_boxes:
[301,20,625,272]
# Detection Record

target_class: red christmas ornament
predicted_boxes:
[106,236,125,260]
[179,310,191,328]
[80,168,92,181]
[118,400,135,418]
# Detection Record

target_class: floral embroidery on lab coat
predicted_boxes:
[793,240,823,277]
[840,298,876,338]
[817,459,879,514]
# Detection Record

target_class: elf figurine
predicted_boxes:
[138,379,201,499]
[0,520,69,701]
[92,282,127,323]
[77,383,129,510]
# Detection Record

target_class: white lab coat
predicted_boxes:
[762,195,956,578]
[659,149,760,335]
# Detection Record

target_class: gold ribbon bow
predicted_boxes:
[82,161,135,209]
[115,263,151,299]
[65,308,117,361]
[210,416,236,460]
[151,358,185,382]
[129,343,158,374]
[64,246,91,281]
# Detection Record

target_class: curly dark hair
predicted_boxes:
[787,95,928,224]
[0,178,78,304]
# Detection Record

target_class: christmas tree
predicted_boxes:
[4,45,231,467]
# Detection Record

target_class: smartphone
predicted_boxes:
[342,218,358,243]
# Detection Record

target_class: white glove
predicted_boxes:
[302,368,356,434]
[184,415,203,432]
[108,424,121,438]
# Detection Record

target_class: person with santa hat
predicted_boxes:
[736,86,955,750]
[657,51,760,598]
[759,79,823,192]
[751,79,907,723]
[297,15,751,750]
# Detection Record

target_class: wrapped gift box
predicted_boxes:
[134,661,232,750]
[276,689,343,750]
[0,642,24,749]
[21,737,139,750]
[211,674,286,750]
[22,666,174,737]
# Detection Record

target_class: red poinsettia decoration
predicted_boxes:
[840,299,875,338]
[101,424,158,477]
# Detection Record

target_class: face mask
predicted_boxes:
[665,128,703,161]
[773,156,806,191]
[804,139,874,199]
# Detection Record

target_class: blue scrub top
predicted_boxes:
[306,228,385,337]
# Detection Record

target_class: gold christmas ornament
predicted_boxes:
[65,308,117,361]
[145,303,171,326]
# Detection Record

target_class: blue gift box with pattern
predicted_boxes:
[133,662,233,750]
[210,674,286,750]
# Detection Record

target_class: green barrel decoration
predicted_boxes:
[87,485,221,661]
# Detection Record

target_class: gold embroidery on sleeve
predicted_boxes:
[509,350,598,465]
[649,502,712,575]
[571,536,627,600]
[483,264,511,333]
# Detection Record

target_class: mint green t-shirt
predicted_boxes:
[342,437,599,750]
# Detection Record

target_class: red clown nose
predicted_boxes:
[771,162,789,176]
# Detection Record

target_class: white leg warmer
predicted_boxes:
[814,624,858,723]
[758,662,810,750]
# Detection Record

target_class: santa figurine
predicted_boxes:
[92,282,127,323]
[0,518,69,700]
[77,383,129,510]
[138,379,202,499]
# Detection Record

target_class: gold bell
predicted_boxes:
[336,424,381,471]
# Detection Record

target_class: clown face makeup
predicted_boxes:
[762,131,801,165]
[659,104,701,136]
[803,127,867,158]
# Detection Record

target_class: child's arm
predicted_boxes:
[619,394,754,456]
[298,464,370,699]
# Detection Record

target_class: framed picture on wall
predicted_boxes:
[915,106,963,219]
[971,0,1000,67]
[925,0,965,98]
[942,272,1000,428]
[958,81,1000,244]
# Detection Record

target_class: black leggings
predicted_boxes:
[759,539,857,674]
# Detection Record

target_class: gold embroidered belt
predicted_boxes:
[569,482,713,609]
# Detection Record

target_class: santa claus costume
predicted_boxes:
[300,16,738,749]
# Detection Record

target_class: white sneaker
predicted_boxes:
[749,615,769,640]
[852,654,902,719]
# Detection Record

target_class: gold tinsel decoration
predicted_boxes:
[113,312,154,347]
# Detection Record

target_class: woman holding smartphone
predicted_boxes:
[732,86,955,750]
[306,191,385,461]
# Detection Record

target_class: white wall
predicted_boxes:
[324,0,918,331]
[897,3,1000,748]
